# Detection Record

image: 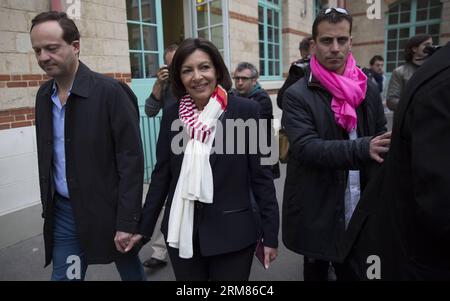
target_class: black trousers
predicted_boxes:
[167,235,256,281]
[303,256,357,281]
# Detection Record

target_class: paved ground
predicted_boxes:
[0,164,304,281]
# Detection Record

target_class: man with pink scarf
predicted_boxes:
[281,8,391,281]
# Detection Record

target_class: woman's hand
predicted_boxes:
[264,246,278,269]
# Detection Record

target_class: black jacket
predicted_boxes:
[344,42,450,280]
[35,62,144,266]
[239,87,280,179]
[276,58,309,109]
[281,69,387,262]
[139,94,279,256]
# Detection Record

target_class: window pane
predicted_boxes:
[127,23,141,50]
[210,0,222,26]
[268,44,273,59]
[269,60,274,75]
[388,40,397,50]
[430,0,441,6]
[389,4,399,13]
[388,29,397,39]
[387,63,396,72]
[259,42,265,58]
[145,53,158,78]
[142,25,157,51]
[416,9,428,21]
[259,24,264,40]
[399,39,408,51]
[126,0,140,21]
[429,24,440,35]
[274,27,279,43]
[130,53,143,78]
[197,4,208,28]
[260,60,265,75]
[417,0,428,9]
[268,26,273,42]
[275,61,280,76]
[430,7,442,19]
[141,0,156,23]
[275,44,279,59]
[387,51,396,61]
[415,25,426,34]
[399,28,409,38]
[400,2,410,11]
[389,13,398,24]
[400,12,410,23]
[211,26,223,50]
[198,28,209,39]
[267,10,273,26]
[258,6,264,23]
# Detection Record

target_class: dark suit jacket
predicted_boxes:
[35,62,144,266]
[139,94,279,257]
[344,42,450,280]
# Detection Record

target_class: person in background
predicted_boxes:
[145,44,178,117]
[386,34,432,111]
[276,36,313,109]
[233,61,280,179]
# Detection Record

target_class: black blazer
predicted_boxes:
[139,94,279,256]
[344,42,450,280]
[35,62,144,266]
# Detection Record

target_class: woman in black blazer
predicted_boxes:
[130,38,279,280]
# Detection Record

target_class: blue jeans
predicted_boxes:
[51,193,146,281]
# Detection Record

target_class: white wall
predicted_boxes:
[0,126,40,216]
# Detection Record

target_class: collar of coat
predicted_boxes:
[42,61,93,99]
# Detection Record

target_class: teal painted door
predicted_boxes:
[126,0,165,182]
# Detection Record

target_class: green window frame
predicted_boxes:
[193,0,230,64]
[258,0,282,80]
[126,0,164,79]
[314,0,330,16]
[385,0,442,73]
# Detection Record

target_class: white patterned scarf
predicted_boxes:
[167,85,228,258]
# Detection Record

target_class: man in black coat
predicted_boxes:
[232,62,280,179]
[281,8,389,281]
[344,42,450,280]
[31,11,145,280]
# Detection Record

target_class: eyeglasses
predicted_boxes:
[233,76,254,82]
[323,7,349,15]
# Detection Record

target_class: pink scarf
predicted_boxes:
[310,53,367,132]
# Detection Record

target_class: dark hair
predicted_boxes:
[30,11,80,44]
[235,62,258,79]
[299,36,313,51]
[404,34,432,62]
[369,55,384,65]
[170,38,232,99]
[164,44,178,64]
[312,8,353,41]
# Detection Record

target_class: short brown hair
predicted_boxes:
[31,11,80,45]
[170,38,232,99]
[312,8,353,41]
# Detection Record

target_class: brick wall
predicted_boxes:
[0,107,35,130]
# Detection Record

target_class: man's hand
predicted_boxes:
[369,131,392,163]
[114,231,132,253]
[125,234,143,253]
[151,65,170,101]
[263,246,278,270]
